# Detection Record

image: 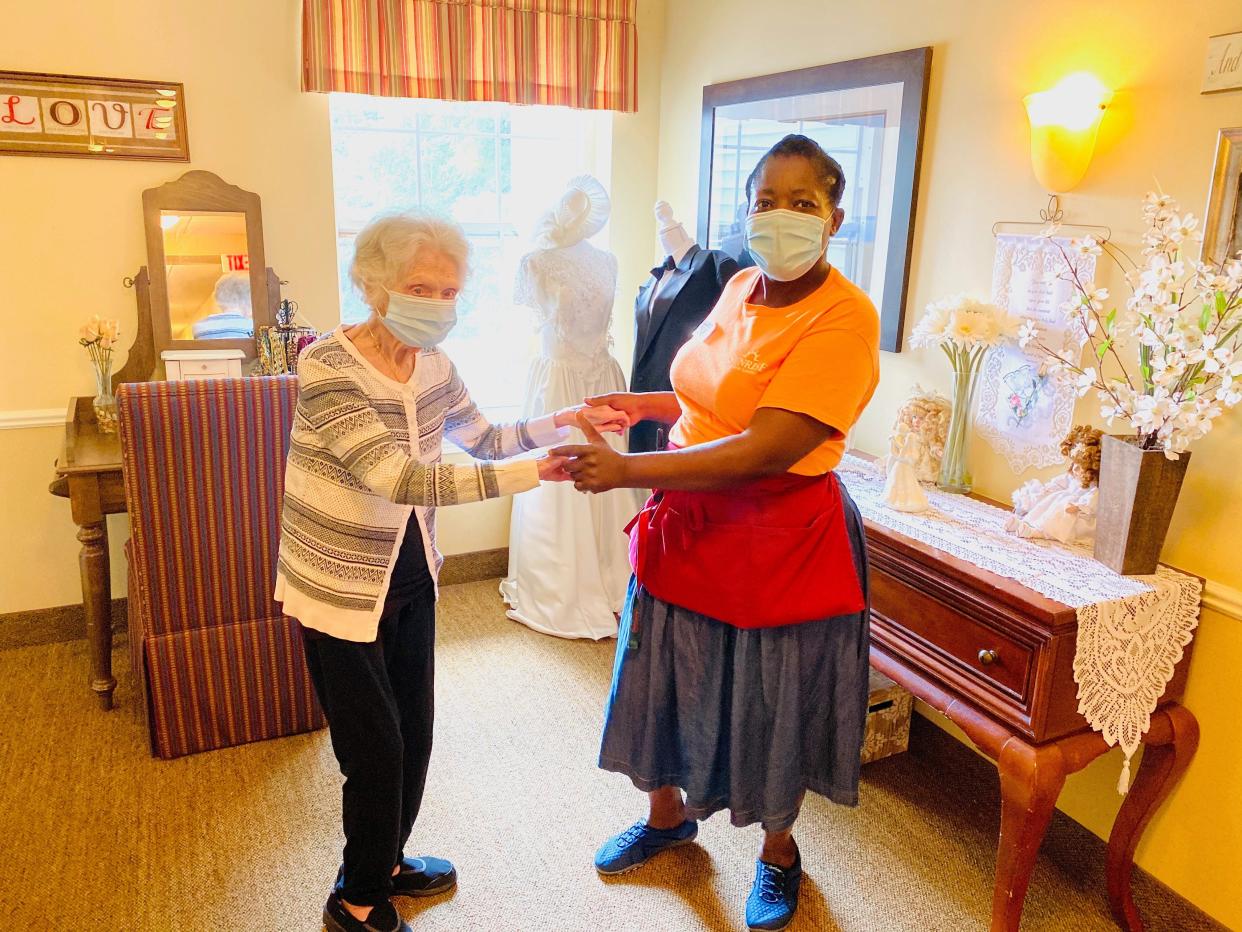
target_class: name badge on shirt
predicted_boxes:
[691,318,715,342]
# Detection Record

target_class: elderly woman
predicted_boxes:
[192,270,254,339]
[555,135,879,932]
[275,211,618,932]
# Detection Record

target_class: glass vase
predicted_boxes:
[936,349,986,493]
[92,356,118,434]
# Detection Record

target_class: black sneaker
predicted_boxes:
[323,894,411,932]
[392,855,457,898]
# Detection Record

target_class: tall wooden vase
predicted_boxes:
[1093,434,1191,575]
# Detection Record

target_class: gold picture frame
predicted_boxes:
[0,70,189,161]
[1203,127,1242,268]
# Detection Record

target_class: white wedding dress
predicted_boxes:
[500,240,642,639]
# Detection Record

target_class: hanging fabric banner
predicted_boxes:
[977,233,1097,473]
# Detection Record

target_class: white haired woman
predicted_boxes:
[275,211,620,932]
[191,270,254,339]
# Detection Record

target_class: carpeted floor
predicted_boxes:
[0,580,1223,932]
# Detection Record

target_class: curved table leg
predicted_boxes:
[77,521,117,710]
[991,737,1068,932]
[1106,704,1200,931]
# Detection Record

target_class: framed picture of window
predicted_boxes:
[698,47,931,352]
[1203,127,1242,268]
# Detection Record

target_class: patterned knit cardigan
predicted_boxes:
[275,329,564,642]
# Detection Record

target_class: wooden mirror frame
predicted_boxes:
[141,169,276,362]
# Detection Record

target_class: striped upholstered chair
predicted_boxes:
[117,377,325,758]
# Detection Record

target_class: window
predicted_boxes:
[329,94,612,417]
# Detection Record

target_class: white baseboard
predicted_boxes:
[0,408,66,430]
[1204,580,1242,623]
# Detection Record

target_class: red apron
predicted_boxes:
[624,471,864,629]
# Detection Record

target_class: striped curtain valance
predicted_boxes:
[301,0,638,112]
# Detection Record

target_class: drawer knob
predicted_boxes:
[978,648,999,666]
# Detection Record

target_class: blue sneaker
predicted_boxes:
[594,819,698,875]
[745,852,802,931]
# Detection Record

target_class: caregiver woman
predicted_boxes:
[275,211,617,932]
[556,135,879,932]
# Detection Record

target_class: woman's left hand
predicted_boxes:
[537,454,573,482]
[551,414,630,493]
[554,403,628,434]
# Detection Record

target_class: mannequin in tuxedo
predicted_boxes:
[630,203,739,453]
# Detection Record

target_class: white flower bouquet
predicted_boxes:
[911,295,1019,491]
[1020,193,1242,459]
[79,315,122,432]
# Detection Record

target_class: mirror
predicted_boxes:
[112,171,282,389]
[139,170,277,368]
[160,210,255,340]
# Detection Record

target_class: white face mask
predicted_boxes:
[381,290,458,348]
[744,209,830,282]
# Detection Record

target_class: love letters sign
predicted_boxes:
[0,71,188,161]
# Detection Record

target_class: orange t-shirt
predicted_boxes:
[667,265,880,475]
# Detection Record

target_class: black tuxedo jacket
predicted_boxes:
[629,244,739,453]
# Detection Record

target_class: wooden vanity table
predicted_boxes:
[863,509,1199,931]
[50,397,126,710]
[48,169,283,712]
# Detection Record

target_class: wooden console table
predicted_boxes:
[863,512,1199,931]
[49,397,125,710]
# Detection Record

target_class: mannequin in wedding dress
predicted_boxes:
[500,176,642,639]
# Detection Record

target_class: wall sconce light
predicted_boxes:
[1023,72,1112,193]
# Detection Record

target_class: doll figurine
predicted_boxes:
[883,386,951,484]
[1006,426,1103,546]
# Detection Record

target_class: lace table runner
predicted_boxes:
[837,455,1202,790]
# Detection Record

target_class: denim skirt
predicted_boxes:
[597,482,870,832]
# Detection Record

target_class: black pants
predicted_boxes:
[303,585,436,907]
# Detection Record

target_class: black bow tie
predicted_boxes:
[651,255,676,278]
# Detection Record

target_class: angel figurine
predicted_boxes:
[884,435,930,513]
[1006,426,1103,546]
[882,386,951,483]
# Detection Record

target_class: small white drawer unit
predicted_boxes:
[161,349,246,382]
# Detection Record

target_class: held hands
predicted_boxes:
[550,414,629,493]
[584,392,647,427]
[537,454,573,482]
[540,401,631,486]
[554,403,629,434]
[541,396,642,490]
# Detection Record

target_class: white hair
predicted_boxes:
[213,271,252,314]
[349,211,471,307]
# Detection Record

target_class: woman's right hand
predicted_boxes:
[584,392,648,426]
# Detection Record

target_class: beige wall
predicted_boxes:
[0,0,666,612]
[4,0,1238,924]
[651,0,1241,925]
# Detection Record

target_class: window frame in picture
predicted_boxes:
[697,47,932,353]
[1203,126,1242,269]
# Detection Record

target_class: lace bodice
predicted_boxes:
[514,240,618,365]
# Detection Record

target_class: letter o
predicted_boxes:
[49,100,82,127]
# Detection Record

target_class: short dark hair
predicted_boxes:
[745,134,846,208]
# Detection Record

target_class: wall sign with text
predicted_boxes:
[1203,31,1242,94]
[0,71,189,161]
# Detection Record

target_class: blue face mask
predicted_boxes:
[381,290,458,348]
